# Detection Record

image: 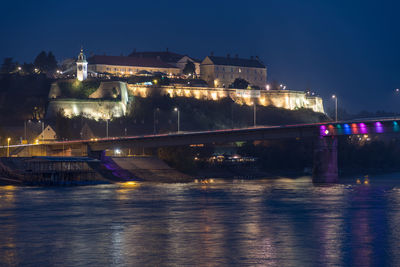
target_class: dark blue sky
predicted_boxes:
[1,0,400,113]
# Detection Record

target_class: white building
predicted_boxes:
[76,48,88,81]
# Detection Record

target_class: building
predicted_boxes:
[200,55,267,88]
[129,50,201,76]
[87,55,180,76]
[76,48,88,81]
[35,125,57,143]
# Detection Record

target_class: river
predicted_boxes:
[1,174,400,266]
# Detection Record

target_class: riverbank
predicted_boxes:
[0,156,193,185]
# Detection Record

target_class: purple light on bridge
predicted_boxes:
[359,123,368,134]
[320,125,328,136]
[375,122,384,133]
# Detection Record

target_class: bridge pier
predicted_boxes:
[313,136,338,183]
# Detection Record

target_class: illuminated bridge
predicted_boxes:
[4,117,400,183]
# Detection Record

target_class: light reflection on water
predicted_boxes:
[0,175,400,266]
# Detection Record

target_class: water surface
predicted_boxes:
[1,175,400,266]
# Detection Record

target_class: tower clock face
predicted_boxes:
[78,65,82,71]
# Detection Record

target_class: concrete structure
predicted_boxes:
[127,84,324,113]
[47,81,130,120]
[76,48,88,81]
[88,55,180,76]
[200,55,267,88]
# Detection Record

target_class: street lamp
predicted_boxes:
[253,101,256,127]
[38,120,44,143]
[7,138,11,157]
[332,94,338,122]
[106,119,109,138]
[154,108,160,134]
[174,107,180,133]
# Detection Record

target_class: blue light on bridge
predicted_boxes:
[343,124,351,135]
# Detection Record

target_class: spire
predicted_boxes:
[77,47,87,62]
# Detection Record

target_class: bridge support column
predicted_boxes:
[313,137,338,183]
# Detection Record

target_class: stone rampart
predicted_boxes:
[127,85,324,113]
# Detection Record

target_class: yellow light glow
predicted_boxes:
[120,181,140,188]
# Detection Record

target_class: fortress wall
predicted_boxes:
[127,85,325,113]
[46,100,126,120]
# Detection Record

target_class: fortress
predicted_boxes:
[46,49,325,120]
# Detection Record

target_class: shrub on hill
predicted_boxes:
[57,80,100,98]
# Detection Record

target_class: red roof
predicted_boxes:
[88,55,179,69]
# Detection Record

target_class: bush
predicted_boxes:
[57,80,100,98]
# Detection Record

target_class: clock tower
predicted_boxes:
[76,48,88,81]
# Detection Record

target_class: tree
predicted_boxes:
[229,78,249,89]
[55,109,71,139]
[47,52,58,71]
[182,61,196,76]
[0,57,17,74]
[34,51,58,73]
[22,62,35,74]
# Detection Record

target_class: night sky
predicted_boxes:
[1,0,400,113]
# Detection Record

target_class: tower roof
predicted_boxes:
[77,48,87,62]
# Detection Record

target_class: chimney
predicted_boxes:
[255,56,259,60]
[166,47,169,52]
[210,51,214,56]
[227,54,230,58]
